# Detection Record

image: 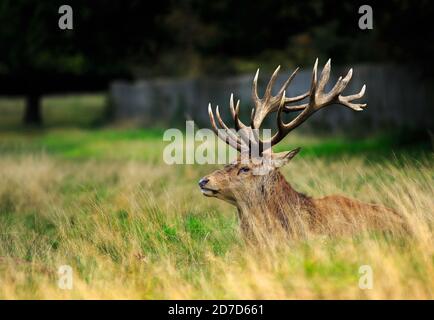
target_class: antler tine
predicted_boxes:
[321,66,366,111]
[275,91,289,145]
[252,69,260,107]
[264,65,281,101]
[283,103,308,112]
[277,67,299,97]
[317,58,331,94]
[276,67,309,113]
[208,103,219,134]
[233,99,243,131]
[266,90,291,148]
[282,90,310,112]
[229,94,247,129]
[338,84,367,111]
[310,58,319,95]
[208,103,242,151]
[334,68,353,96]
[217,104,251,147]
[328,76,342,97]
[267,59,367,147]
[279,67,310,108]
[215,105,245,146]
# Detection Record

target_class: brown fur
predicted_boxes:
[200,159,407,238]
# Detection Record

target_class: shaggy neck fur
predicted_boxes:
[234,170,314,236]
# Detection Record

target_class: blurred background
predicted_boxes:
[0,0,432,155]
[1,1,434,300]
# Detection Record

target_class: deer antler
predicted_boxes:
[208,59,366,155]
[208,66,309,154]
[269,58,366,146]
[250,66,310,129]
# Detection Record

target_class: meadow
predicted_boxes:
[0,96,433,299]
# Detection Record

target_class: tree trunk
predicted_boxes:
[23,93,42,125]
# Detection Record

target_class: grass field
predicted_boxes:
[0,97,433,299]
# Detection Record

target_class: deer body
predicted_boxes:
[201,159,405,237]
[200,59,405,237]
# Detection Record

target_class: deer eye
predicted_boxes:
[237,167,250,175]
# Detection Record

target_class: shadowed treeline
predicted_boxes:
[0,1,433,126]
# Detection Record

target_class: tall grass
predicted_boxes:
[0,130,432,299]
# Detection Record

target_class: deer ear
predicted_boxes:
[272,147,301,168]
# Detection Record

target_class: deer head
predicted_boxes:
[199,59,366,208]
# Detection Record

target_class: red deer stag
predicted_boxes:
[199,59,406,238]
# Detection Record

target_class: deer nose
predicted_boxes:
[198,178,209,188]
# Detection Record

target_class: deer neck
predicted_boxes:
[271,171,308,203]
[235,171,313,229]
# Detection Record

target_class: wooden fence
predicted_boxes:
[110,64,433,132]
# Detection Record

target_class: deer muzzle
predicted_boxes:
[198,177,219,196]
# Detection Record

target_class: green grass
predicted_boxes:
[0,95,432,299]
[0,127,430,163]
[0,128,432,299]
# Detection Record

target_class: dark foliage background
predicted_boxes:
[0,0,432,125]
